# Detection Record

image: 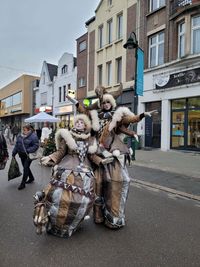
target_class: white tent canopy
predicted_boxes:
[24,112,60,123]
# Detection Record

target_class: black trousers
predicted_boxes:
[19,154,34,184]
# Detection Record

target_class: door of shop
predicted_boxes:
[145,101,161,148]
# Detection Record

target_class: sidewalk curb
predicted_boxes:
[131,162,200,180]
[131,178,200,202]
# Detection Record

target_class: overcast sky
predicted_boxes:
[0,0,100,88]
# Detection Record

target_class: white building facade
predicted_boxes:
[53,52,77,128]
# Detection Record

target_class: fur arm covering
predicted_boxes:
[55,129,77,151]
[55,129,97,154]
[109,107,141,131]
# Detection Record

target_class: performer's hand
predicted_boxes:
[40,156,51,166]
[144,110,158,117]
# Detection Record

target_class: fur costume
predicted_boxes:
[33,123,98,238]
[92,104,146,229]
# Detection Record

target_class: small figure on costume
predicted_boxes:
[33,113,99,238]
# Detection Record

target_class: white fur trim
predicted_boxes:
[88,138,98,154]
[74,114,91,131]
[108,107,135,131]
[112,150,120,157]
[55,129,77,151]
[89,110,100,131]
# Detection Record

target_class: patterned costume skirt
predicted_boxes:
[44,167,95,237]
[94,157,130,229]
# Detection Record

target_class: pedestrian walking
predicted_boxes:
[0,131,9,170]
[34,113,98,237]
[11,124,20,142]
[12,124,39,190]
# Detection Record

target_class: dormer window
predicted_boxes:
[61,65,68,74]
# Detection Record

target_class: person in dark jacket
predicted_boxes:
[0,132,9,169]
[12,124,39,190]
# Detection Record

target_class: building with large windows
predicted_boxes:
[137,0,200,151]
[76,0,200,151]
[0,74,40,129]
[76,0,138,110]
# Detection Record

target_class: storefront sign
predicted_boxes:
[54,105,73,115]
[154,67,200,90]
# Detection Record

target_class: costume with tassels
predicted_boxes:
[79,84,152,229]
[33,114,98,238]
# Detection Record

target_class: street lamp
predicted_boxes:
[123,31,140,159]
[123,31,139,116]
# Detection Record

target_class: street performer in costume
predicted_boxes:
[33,113,100,238]
[67,84,156,229]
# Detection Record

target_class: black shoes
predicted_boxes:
[25,178,35,184]
[18,183,25,190]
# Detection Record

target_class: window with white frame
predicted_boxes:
[59,87,62,103]
[98,65,103,85]
[98,25,103,49]
[106,61,112,86]
[61,65,68,74]
[79,77,86,87]
[63,85,66,102]
[191,15,200,54]
[41,92,47,105]
[107,19,113,44]
[149,31,164,68]
[117,13,123,39]
[116,57,122,84]
[150,0,165,12]
[79,40,86,52]
[178,22,185,58]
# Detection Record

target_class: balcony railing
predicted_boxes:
[170,0,193,15]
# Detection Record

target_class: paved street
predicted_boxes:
[0,156,200,267]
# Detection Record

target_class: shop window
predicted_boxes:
[188,97,200,109]
[171,99,186,109]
